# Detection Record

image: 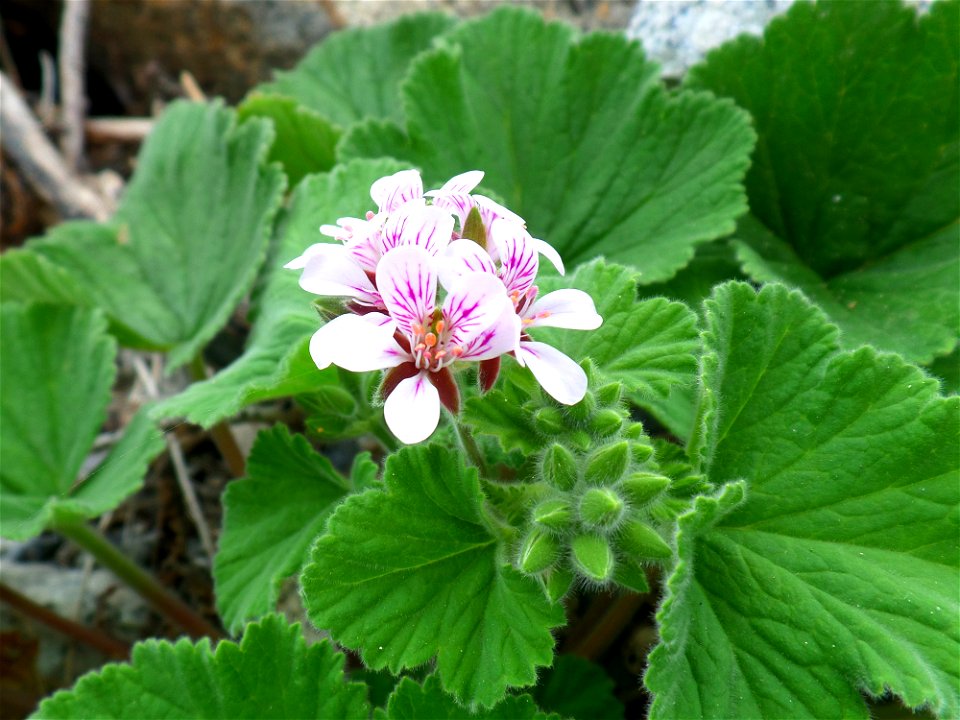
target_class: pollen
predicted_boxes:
[365,211,376,220]
[435,320,445,334]
[424,333,438,348]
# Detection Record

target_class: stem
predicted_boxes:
[454,420,489,478]
[0,582,130,660]
[369,414,400,454]
[189,353,246,477]
[53,518,222,640]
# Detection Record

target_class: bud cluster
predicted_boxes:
[512,378,676,600]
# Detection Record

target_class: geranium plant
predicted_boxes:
[1,2,956,719]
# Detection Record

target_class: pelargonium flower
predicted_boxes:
[440,217,602,405]
[308,246,520,444]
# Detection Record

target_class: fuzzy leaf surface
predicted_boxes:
[238,94,341,186]
[214,426,350,634]
[154,159,405,427]
[0,101,285,369]
[33,615,369,719]
[340,7,755,280]
[375,676,557,720]
[302,445,564,709]
[688,1,959,362]
[257,13,456,126]
[0,304,163,540]
[536,259,699,399]
[646,283,960,719]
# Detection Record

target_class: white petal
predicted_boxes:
[436,170,484,195]
[531,237,565,275]
[516,341,588,405]
[526,289,602,330]
[298,245,379,304]
[460,306,522,361]
[309,313,406,372]
[439,239,496,290]
[442,272,510,347]
[284,243,327,270]
[429,192,473,230]
[384,372,441,444]
[490,218,538,296]
[370,170,423,213]
[474,194,525,226]
[376,245,437,337]
[380,204,454,256]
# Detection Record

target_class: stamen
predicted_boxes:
[424,333,437,348]
[415,342,427,352]
[434,350,447,360]
[435,320,445,334]
[450,346,464,357]
[538,311,552,319]
[412,322,424,335]
[365,211,375,220]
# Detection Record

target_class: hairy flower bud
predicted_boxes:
[579,487,626,530]
[541,443,578,490]
[540,567,574,604]
[589,408,624,437]
[571,534,615,583]
[534,407,566,436]
[518,528,559,575]
[584,441,630,486]
[596,381,623,406]
[617,518,672,561]
[619,472,671,506]
[532,497,573,531]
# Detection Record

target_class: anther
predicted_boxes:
[424,333,437,348]
[415,342,426,352]
[365,211,375,220]
[435,320,445,334]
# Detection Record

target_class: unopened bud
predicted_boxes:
[564,390,596,424]
[540,567,574,604]
[623,423,646,440]
[518,529,559,575]
[533,498,572,531]
[568,430,592,452]
[541,444,578,491]
[614,561,650,594]
[462,205,487,246]
[590,409,623,437]
[534,407,566,436]
[629,439,654,464]
[579,487,625,530]
[596,381,623,406]
[571,534,615,583]
[619,472,670,506]
[618,518,672,561]
[584,441,630,486]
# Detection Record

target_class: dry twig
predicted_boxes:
[58,0,91,170]
[0,71,111,220]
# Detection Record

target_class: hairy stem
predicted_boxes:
[53,518,222,640]
[455,420,489,478]
[188,353,246,477]
[0,582,130,659]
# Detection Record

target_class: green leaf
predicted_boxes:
[533,655,624,720]
[301,444,565,709]
[0,304,163,540]
[238,94,341,186]
[213,426,348,634]
[33,615,370,719]
[376,676,558,720]
[645,283,960,719]
[0,101,286,369]
[257,12,456,126]
[340,7,755,280]
[688,1,959,363]
[153,158,406,427]
[464,389,542,455]
[536,259,700,400]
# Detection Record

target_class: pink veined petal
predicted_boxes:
[284,243,327,270]
[516,341,588,405]
[309,312,407,372]
[474,194,525,227]
[344,234,382,274]
[525,289,603,330]
[383,371,441,444]
[490,218,538,297]
[370,169,424,213]
[531,237,565,275]
[298,244,380,305]
[460,306,522,361]
[320,216,372,244]
[438,239,496,290]
[376,245,438,337]
[442,271,510,348]
[380,204,455,256]
[436,170,484,195]
[429,192,473,230]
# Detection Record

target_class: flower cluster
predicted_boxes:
[286,170,602,444]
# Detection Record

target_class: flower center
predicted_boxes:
[410,317,464,372]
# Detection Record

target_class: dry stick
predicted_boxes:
[52,518,222,640]
[179,71,206,102]
[58,0,90,170]
[130,354,216,562]
[0,71,111,220]
[85,117,154,143]
[188,354,247,478]
[0,582,130,660]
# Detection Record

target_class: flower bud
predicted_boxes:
[518,529,559,575]
[567,430,593,452]
[532,497,572,531]
[614,561,650,594]
[539,567,574,604]
[541,444,578,490]
[629,439,654,464]
[579,487,625,530]
[619,472,671,506]
[571,534,615,583]
[589,409,623,437]
[584,441,630,486]
[623,423,646,440]
[617,518,672,561]
[534,407,566,436]
[564,390,596,424]
[596,381,623,407]
[462,205,487,246]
